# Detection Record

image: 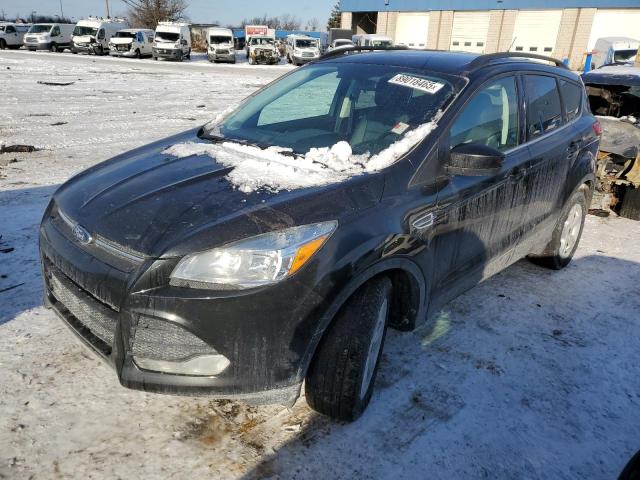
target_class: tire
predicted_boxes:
[153,55,157,60]
[135,49,141,59]
[305,276,392,421]
[248,56,255,65]
[186,49,191,59]
[529,188,588,270]
[50,43,58,53]
[0,39,6,50]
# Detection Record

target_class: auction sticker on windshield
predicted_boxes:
[388,74,445,94]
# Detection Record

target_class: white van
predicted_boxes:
[0,23,31,49]
[109,28,155,58]
[352,34,393,48]
[592,37,639,69]
[153,22,191,61]
[286,35,321,65]
[24,23,75,52]
[72,17,128,55]
[207,27,235,63]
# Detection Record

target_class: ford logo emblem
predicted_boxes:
[72,224,93,245]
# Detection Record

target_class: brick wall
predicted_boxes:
[376,12,398,37]
[340,12,352,30]
[555,8,596,69]
[425,10,454,50]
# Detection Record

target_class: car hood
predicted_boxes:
[52,129,384,258]
[73,35,94,43]
[111,37,133,45]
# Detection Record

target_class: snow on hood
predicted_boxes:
[162,118,440,193]
[111,37,133,45]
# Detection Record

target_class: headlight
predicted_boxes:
[294,49,301,55]
[170,221,337,289]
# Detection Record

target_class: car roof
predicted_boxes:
[323,49,579,78]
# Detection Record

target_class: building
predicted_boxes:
[340,0,640,69]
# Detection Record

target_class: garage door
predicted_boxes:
[588,9,640,51]
[395,13,429,49]
[450,11,490,53]
[511,10,562,56]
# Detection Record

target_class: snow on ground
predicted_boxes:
[1,50,640,480]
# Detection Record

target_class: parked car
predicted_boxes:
[0,22,30,49]
[40,51,599,421]
[582,64,640,218]
[328,38,354,52]
[247,35,278,65]
[109,29,155,58]
[24,23,74,52]
[285,34,321,65]
[353,34,393,48]
[591,37,639,69]
[153,22,191,61]
[206,27,235,63]
[72,17,128,55]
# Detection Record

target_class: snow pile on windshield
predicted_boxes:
[163,119,439,193]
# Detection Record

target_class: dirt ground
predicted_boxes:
[1,50,639,479]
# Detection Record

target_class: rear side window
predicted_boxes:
[450,76,519,152]
[6,26,16,34]
[524,75,563,139]
[559,79,582,122]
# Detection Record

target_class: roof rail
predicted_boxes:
[320,45,409,60]
[467,52,569,71]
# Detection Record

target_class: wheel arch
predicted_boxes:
[298,257,427,379]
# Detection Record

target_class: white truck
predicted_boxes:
[247,34,278,65]
[592,37,639,69]
[328,38,354,52]
[0,23,31,50]
[285,35,321,65]
[24,23,75,52]
[72,17,128,55]
[152,22,191,61]
[244,25,268,54]
[207,27,235,63]
[352,34,393,48]
[109,28,155,58]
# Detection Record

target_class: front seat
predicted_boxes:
[351,80,413,148]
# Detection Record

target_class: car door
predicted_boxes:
[428,74,531,304]
[520,74,575,231]
[5,25,17,46]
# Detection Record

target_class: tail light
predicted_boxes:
[593,119,602,136]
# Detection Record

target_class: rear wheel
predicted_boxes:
[0,39,7,50]
[305,276,392,421]
[529,188,588,270]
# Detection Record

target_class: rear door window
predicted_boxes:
[558,79,582,122]
[449,76,519,152]
[524,75,563,140]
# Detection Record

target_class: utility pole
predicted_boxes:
[59,0,64,19]
[105,0,110,18]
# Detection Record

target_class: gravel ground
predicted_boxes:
[1,50,639,480]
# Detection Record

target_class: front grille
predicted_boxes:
[216,49,230,54]
[302,52,314,58]
[46,260,118,349]
[117,44,130,51]
[25,37,36,43]
[132,316,217,362]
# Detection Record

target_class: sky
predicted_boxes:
[1,0,333,28]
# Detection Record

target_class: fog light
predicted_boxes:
[134,354,230,376]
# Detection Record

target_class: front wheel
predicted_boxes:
[305,276,392,421]
[50,43,58,53]
[0,39,7,50]
[135,49,141,59]
[529,188,588,270]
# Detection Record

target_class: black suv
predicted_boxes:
[40,50,600,421]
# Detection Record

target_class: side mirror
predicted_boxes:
[446,143,505,177]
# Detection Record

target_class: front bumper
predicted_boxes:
[293,55,319,64]
[208,51,235,62]
[109,47,136,57]
[38,208,334,403]
[72,43,97,53]
[25,41,52,51]
[153,47,182,59]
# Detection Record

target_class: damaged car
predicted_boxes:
[583,64,640,219]
[40,50,599,421]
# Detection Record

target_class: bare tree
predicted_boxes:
[240,14,301,30]
[121,0,189,29]
[305,17,319,31]
[327,1,342,30]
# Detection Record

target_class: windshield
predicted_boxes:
[29,24,52,34]
[614,49,638,64]
[372,40,392,47]
[295,39,317,48]
[203,63,460,156]
[251,37,274,46]
[114,31,136,39]
[156,31,179,42]
[335,40,352,46]
[73,26,97,36]
[210,35,232,44]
